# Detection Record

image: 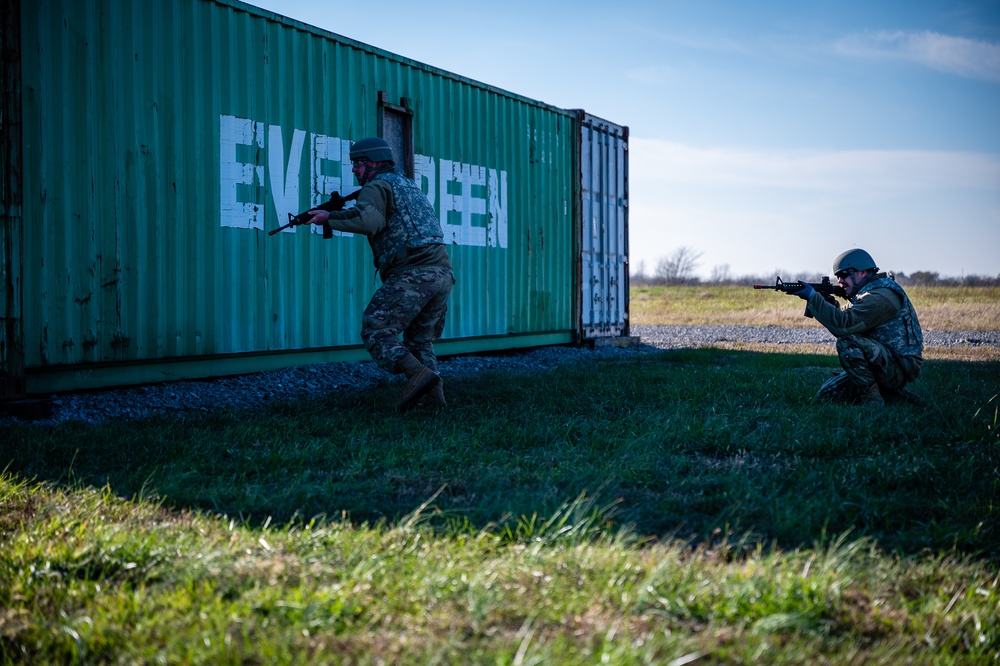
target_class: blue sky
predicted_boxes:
[247,0,1000,279]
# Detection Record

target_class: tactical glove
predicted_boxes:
[788,282,815,300]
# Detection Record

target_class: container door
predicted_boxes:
[578,112,628,339]
[378,91,414,179]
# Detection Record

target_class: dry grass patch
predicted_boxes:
[699,341,999,362]
[632,285,1000,331]
[916,302,1000,331]
[708,341,834,355]
[923,346,1000,362]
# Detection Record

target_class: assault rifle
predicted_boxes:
[267,189,361,236]
[753,276,847,318]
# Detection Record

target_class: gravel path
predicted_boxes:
[3,325,997,425]
[632,325,1000,350]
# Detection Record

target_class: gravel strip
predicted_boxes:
[3,325,997,426]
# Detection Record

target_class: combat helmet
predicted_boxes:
[833,248,878,275]
[349,137,395,164]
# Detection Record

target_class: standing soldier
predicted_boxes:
[304,137,454,411]
[787,248,923,407]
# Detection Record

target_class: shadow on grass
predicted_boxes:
[2,348,998,560]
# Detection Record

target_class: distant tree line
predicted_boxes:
[630,247,1000,287]
[894,271,1000,287]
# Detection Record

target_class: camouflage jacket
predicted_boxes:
[368,170,446,277]
[324,168,449,280]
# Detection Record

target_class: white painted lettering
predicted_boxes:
[219,114,508,249]
[310,134,355,236]
[488,169,508,248]
[268,125,307,233]
[219,115,265,229]
[439,159,487,247]
[414,154,436,208]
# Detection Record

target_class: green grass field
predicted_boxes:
[1,287,998,663]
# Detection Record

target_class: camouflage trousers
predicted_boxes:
[815,334,910,403]
[361,265,454,375]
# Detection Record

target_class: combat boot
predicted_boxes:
[418,380,447,409]
[858,383,885,408]
[396,354,440,412]
[884,387,923,405]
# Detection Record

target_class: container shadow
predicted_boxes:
[2,348,998,560]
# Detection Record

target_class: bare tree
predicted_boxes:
[655,246,704,284]
[910,271,940,286]
[710,263,731,284]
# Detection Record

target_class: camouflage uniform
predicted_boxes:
[805,274,923,403]
[362,265,453,373]
[324,167,454,376]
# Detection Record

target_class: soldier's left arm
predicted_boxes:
[807,288,901,337]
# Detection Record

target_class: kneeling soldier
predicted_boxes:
[787,248,923,407]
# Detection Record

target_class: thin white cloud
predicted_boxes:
[624,21,753,56]
[632,139,1000,192]
[835,30,1000,84]
[625,65,674,85]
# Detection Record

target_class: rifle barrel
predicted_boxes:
[268,220,295,236]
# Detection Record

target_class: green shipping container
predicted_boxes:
[0,0,628,397]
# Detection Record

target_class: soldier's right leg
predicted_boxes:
[815,371,858,403]
[836,335,878,389]
[834,335,911,407]
[360,274,441,411]
[401,267,453,372]
[361,273,435,373]
[403,268,453,409]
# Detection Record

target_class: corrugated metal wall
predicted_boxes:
[8,0,585,393]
